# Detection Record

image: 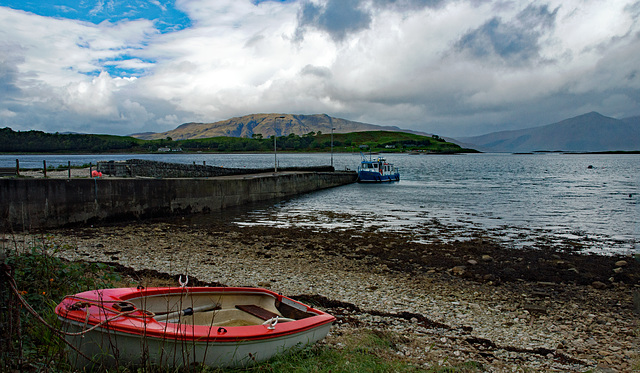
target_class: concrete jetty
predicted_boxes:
[0,170,357,231]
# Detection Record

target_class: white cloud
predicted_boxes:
[1,0,639,137]
[157,114,179,126]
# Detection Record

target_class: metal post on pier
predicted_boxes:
[331,127,335,168]
[89,163,93,177]
[43,160,46,178]
[274,116,285,172]
[68,161,71,179]
[16,159,19,176]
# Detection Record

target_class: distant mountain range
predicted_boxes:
[132,111,640,153]
[457,112,640,152]
[131,113,431,140]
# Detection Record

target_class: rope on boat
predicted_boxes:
[262,316,279,330]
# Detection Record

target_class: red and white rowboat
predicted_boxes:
[54,286,335,369]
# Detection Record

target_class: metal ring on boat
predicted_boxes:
[217,327,227,334]
[179,275,189,287]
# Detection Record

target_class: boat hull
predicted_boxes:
[54,287,334,369]
[357,170,400,182]
[59,316,332,369]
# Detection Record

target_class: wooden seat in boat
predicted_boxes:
[235,304,280,320]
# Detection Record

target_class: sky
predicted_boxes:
[0,0,639,138]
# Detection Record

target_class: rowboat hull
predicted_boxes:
[60,316,332,369]
[55,287,335,369]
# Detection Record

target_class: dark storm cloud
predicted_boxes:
[455,4,558,65]
[300,64,333,78]
[0,46,24,98]
[295,0,448,42]
[295,0,372,42]
[371,0,447,11]
[624,1,640,19]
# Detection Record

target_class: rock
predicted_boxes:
[536,281,556,287]
[523,304,547,315]
[467,259,478,265]
[483,274,495,281]
[591,281,607,289]
[450,266,466,275]
[614,260,627,267]
[612,267,623,274]
[481,255,493,262]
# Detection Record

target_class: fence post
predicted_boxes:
[89,163,93,177]
[15,159,19,176]
[43,160,47,177]
[68,161,71,179]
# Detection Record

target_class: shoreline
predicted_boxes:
[6,220,638,371]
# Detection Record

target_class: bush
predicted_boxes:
[0,238,120,371]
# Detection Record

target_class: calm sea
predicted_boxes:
[2,152,638,255]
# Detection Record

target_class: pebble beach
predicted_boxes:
[8,217,638,372]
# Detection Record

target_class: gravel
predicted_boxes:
[6,219,639,372]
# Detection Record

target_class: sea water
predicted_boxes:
[1,152,638,254]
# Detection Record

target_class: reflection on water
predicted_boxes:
[2,152,638,254]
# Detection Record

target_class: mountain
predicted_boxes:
[457,112,640,152]
[132,113,430,140]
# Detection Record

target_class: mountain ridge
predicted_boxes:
[132,113,432,140]
[457,112,640,152]
[132,111,640,152]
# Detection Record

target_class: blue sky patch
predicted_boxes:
[1,0,191,33]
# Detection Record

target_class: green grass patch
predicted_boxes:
[1,238,121,371]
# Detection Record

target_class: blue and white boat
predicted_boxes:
[357,154,400,182]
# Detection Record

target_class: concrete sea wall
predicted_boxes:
[0,171,357,231]
[97,159,336,178]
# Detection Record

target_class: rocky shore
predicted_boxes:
[8,219,639,372]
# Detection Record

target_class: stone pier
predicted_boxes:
[0,171,357,231]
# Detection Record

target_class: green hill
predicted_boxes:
[131,113,414,140]
[0,127,474,154]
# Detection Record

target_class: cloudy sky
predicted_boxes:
[1,0,639,138]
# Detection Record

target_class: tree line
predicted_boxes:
[0,127,473,153]
[0,127,142,152]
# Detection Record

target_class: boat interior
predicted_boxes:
[125,291,317,327]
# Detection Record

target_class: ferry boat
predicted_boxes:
[357,154,400,182]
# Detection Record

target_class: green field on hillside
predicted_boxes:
[0,127,476,154]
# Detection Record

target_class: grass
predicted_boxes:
[1,236,122,371]
[1,237,484,372]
